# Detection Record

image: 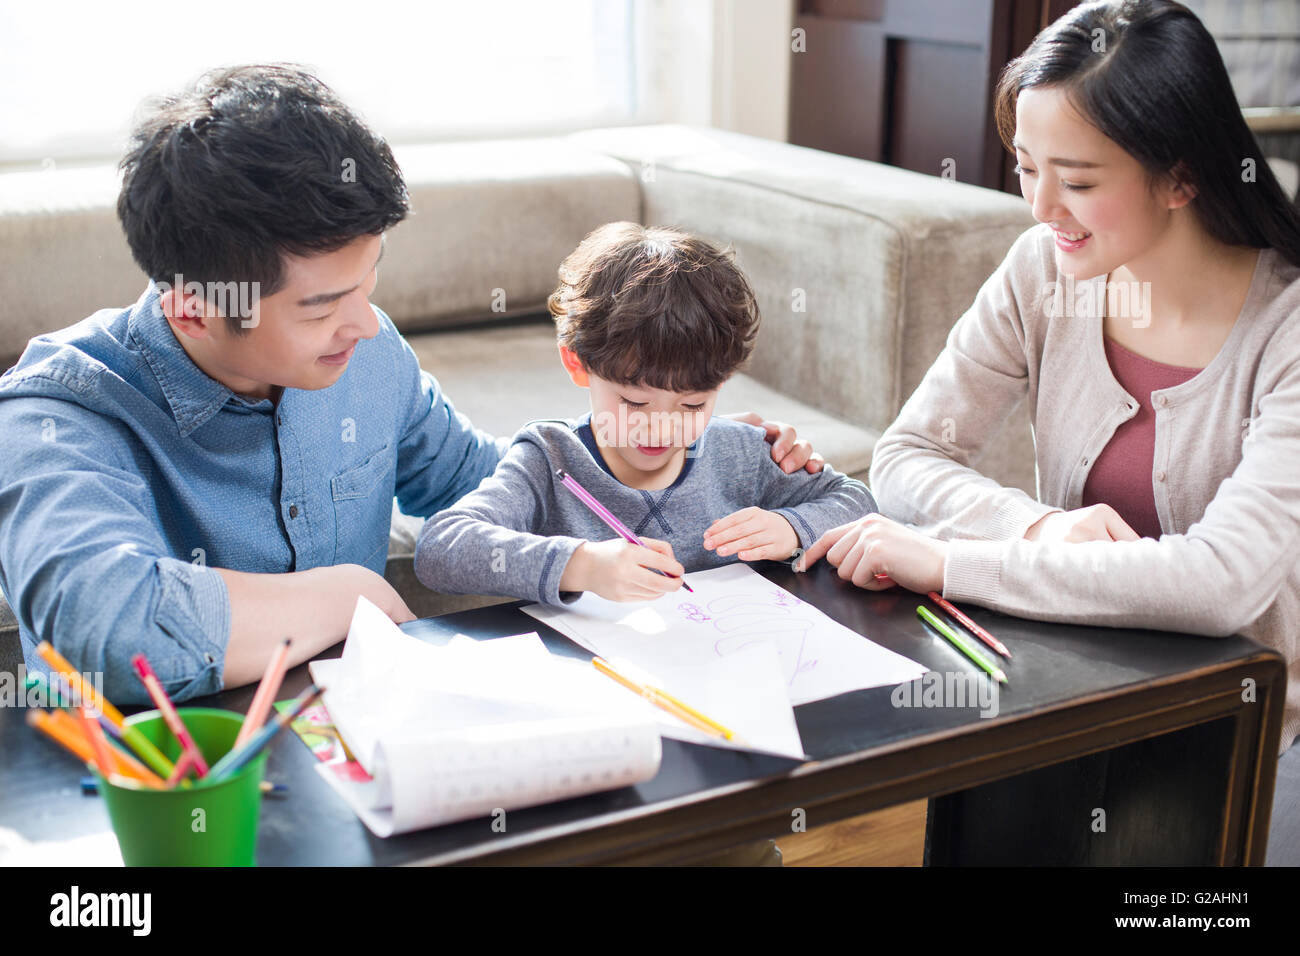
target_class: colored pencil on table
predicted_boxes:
[80,775,286,797]
[592,657,741,742]
[208,685,325,782]
[917,605,1008,684]
[234,638,292,749]
[131,653,209,777]
[928,591,1012,659]
[35,641,175,778]
[555,468,694,593]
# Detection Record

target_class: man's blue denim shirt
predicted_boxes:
[0,284,508,704]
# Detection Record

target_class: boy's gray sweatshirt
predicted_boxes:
[414,414,878,606]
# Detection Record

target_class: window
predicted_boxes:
[0,0,639,167]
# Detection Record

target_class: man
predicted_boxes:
[0,64,822,704]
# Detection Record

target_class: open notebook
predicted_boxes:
[309,598,664,837]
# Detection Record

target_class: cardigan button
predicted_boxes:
[289,504,299,518]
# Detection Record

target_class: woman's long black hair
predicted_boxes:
[994,0,1300,268]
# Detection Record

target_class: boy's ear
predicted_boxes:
[557,343,590,387]
[158,286,219,342]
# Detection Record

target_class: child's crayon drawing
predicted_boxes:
[676,588,818,687]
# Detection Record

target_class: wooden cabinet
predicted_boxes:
[789,0,1077,192]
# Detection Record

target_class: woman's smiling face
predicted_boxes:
[1013,86,1190,280]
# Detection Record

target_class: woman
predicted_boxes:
[798,0,1300,860]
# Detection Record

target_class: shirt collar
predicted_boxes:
[128,282,251,437]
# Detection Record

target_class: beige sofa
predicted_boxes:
[0,124,1036,661]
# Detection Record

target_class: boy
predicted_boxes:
[415,222,878,604]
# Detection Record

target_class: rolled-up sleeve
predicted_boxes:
[0,394,229,704]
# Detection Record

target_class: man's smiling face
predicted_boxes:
[169,233,386,399]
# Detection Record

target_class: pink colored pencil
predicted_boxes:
[234,638,292,749]
[131,653,210,776]
[165,750,195,788]
[555,468,694,593]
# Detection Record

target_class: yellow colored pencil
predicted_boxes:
[592,657,741,742]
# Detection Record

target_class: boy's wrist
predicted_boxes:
[771,512,801,559]
[558,542,590,593]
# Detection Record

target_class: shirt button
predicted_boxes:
[1156,395,1169,408]
[1154,470,1166,482]
[289,505,299,518]
[1081,457,1090,467]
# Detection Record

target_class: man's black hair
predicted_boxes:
[117,63,410,333]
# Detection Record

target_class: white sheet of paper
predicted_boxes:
[523,563,927,707]
[627,640,808,760]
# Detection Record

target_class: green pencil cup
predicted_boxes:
[94,708,268,866]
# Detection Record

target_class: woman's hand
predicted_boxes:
[721,411,826,474]
[796,513,948,593]
[1024,504,1140,543]
[702,507,800,561]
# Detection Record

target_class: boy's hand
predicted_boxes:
[702,507,800,561]
[559,537,686,602]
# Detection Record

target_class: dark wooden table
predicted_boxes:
[0,561,1286,865]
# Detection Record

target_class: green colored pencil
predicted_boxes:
[916,605,1008,684]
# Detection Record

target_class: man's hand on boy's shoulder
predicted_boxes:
[720,412,825,475]
[701,507,800,562]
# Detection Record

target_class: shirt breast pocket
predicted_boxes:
[330,443,396,567]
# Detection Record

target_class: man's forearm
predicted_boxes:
[216,564,410,690]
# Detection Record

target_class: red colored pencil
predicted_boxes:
[928,591,1012,659]
[131,653,210,776]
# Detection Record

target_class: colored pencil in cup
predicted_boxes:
[208,685,325,782]
[78,704,116,777]
[928,591,1012,659]
[35,642,175,779]
[27,709,98,766]
[592,657,741,742]
[26,671,130,742]
[131,653,209,777]
[42,709,163,786]
[555,468,694,593]
[165,751,195,788]
[916,605,1008,684]
[234,638,292,749]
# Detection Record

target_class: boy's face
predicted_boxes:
[162,234,385,400]
[558,344,720,479]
